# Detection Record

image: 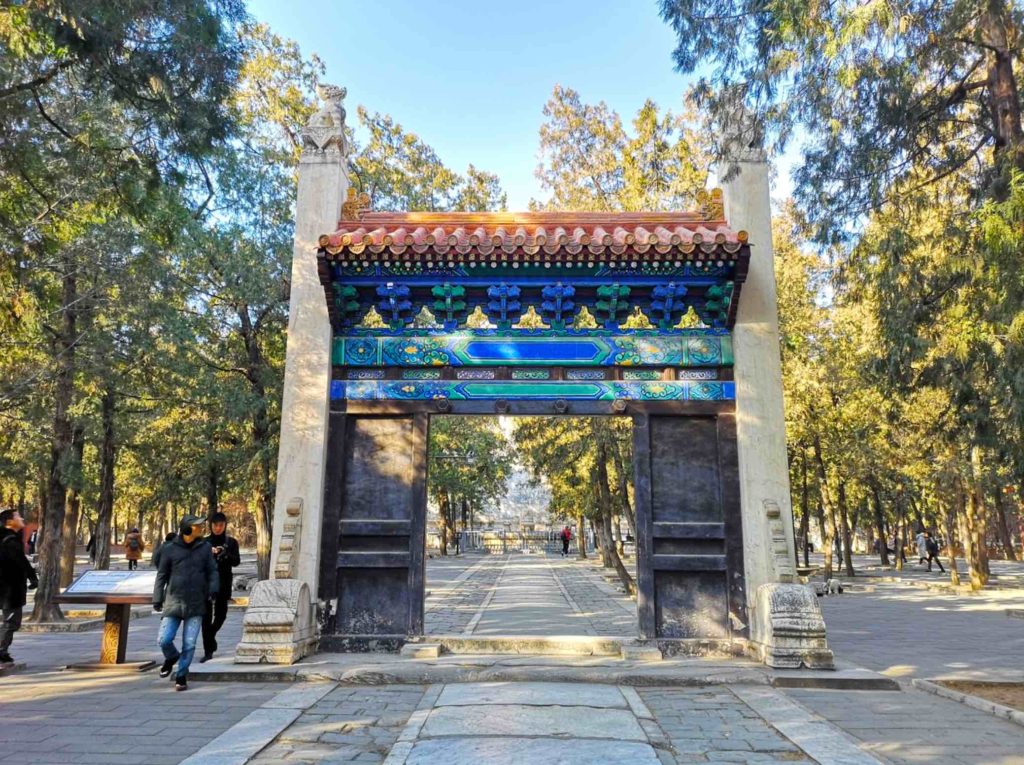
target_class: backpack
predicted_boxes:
[128,536,141,552]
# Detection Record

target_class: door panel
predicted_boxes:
[334,415,427,636]
[635,413,745,640]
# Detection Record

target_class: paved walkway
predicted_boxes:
[817,580,1024,681]
[4,553,1024,764]
[212,681,885,765]
[425,552,637,637]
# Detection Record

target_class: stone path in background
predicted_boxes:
[816,574,1024,681]
[425,551,637,637]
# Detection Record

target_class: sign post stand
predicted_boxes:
[57,571,159,672]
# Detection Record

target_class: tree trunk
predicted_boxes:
[871,482,890,565]
[93,387,117,570]
[812,437,837,581]
[611,514,624,557]
[206,459,219,517]
[611,440,637,541]
[799,449,810,566]
[59,426,85,588]
[837,481,855,576]
[596,446,636,596]
[437,492,450,556]
[964,444,990,588]
[31,260,77,623]
[993,492,1018,561]
[980,3,1024,172]
[576,514,587,559]
[942,498,961,587]
[239,309,276,580]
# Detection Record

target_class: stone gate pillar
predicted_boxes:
[720,115,833,668]
[270,85,349,607]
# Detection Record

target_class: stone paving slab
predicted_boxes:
[435,680,627,707]
[421,703,647,740]
[401,737,662,765]
[0,670,280,765]
[788,687,1024,765]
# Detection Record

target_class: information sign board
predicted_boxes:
[64,570,156,597]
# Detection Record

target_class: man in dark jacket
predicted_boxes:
[151,532,176,570]
[200,511,240,663]
[0,509,38,664]
[153,515,218,691]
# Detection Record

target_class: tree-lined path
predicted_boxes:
[425,552,637,637]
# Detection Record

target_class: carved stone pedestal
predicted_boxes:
[748,583,834,669]
[235,579,317,664]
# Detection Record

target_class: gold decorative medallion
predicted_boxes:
[357,306,387,328]
[466,306,493,329]
[674,305,706,329]
[571,306,598,330]
[412,306,440,328]
[513,306,549,330]
[620,306,655,330]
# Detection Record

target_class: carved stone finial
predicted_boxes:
[302,82,348,158]
[716,86,767,163]
[341,187,371,221]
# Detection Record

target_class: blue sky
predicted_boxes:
[247,0,794,209]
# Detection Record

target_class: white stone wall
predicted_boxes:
[721,158,799,638]
[270,87,350,602]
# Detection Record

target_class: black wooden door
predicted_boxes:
[634,412,745,640]
[329,414,428,637]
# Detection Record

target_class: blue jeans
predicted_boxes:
[158,615,202,678]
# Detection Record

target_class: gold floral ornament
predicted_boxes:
[620,306,655,330]
[674,305,706,329]
[341,187,371,221]
[571,306,598,330]
[513,306,549,330]
[696,187,725,220]
[466,306,494,329]
[357,306,387,328]
[412,306,439,328]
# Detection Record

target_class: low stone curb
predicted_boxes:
[911,678,1024,729]
[771,674,900,691]
[189,660,896,690]
[1007,609,1024,620]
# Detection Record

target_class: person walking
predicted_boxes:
[200,511,240,663]
[0,509,38,665]
[153,515,217,691]
[915,529,928,565]
[123,528,145,571]
[925,531,945,573]
[26,528,37,557]
[560,525,572,557]
[86,531,96,564]
[151,532,176,570]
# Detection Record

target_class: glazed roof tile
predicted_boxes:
[320,210,749,260]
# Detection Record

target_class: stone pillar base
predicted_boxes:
[748,583,834,669]
[234,579,317,664]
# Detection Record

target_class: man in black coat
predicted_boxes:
[200,511,240,662]
[153,515,218,691]
[0,509,38,664]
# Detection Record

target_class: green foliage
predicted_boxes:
[533,85,710,211]
[428,417,513,512]
[659,0,1024,237]
[512,417,632,522]
[351,108,506,212]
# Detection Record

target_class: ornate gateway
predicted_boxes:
[315,204,751,649]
